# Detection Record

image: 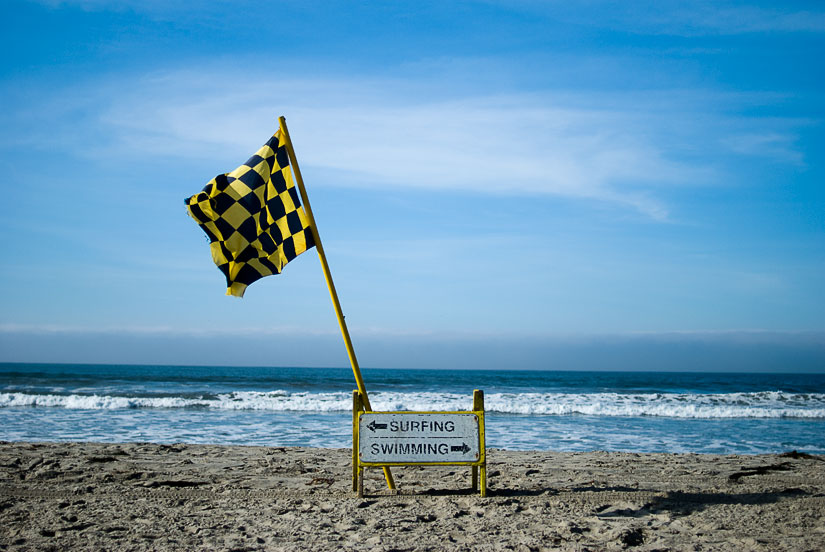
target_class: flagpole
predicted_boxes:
[278,116,395,491]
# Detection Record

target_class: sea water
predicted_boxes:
[1,363,823,454]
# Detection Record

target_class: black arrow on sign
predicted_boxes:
[367,420,388,432]
[451,443,471,454]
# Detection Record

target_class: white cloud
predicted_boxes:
[499,1,825,35]
[13,72,690,218]
[34,1,825,35]
[672,5,825,34]
[722,132,804,164]
[1,65,805,221]
[27,0,193,16]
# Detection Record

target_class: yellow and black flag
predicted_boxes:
[185,130,315,297]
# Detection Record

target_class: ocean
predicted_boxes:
[1,363,824,455]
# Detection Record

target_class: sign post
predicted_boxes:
[353,390,487,497]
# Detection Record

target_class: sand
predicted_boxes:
[1,442,824,551]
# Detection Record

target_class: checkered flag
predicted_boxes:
[186,130,315,297]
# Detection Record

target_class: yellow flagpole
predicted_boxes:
[278,116,395,491]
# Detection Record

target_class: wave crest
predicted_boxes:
[2,390,824,418]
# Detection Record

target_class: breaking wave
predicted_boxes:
[2,390,824,419]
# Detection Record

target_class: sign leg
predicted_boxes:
[473,389,486,497]
[357,467,364,498]
[352,390,360,492]
[471,465,478,491]
[353,466,358,492]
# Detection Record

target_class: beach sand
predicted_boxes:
[1,442,823,551]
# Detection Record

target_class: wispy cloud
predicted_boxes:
[27,0,195,16]
[500,1,825,35]
[0,60,807,221]
[33,0,825,35]
[665,4,825,35]
[722,132,804,164]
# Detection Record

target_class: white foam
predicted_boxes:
[2,390,824,418]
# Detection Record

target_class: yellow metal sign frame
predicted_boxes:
[353,389,486,497]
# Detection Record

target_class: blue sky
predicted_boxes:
[0,0,823,371]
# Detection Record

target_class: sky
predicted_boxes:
[0,0,823,371]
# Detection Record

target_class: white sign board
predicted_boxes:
[359,413,480,463]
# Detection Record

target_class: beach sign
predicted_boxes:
[353,390,486,497]
[359,413,480,463]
